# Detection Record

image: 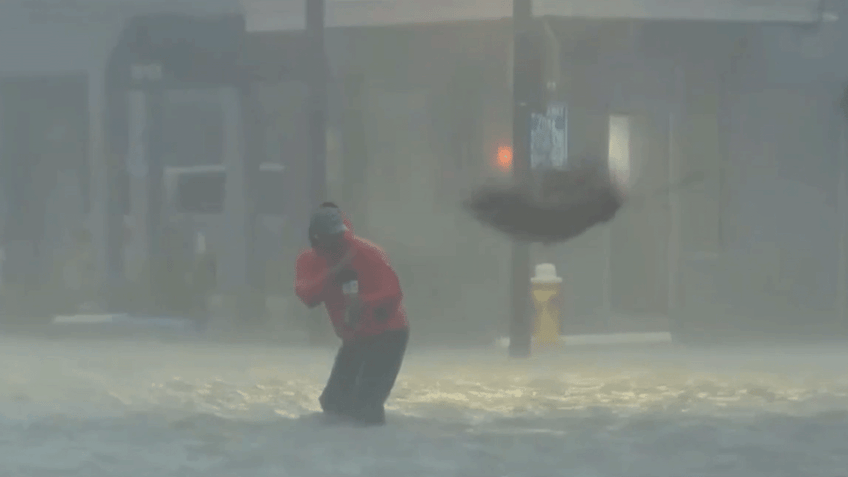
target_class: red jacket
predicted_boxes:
[295,218,408,342]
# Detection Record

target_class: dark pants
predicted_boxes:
[319,328,409,425]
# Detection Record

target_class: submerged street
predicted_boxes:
[0,336,846,477]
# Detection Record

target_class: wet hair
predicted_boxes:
[319,201,340,209]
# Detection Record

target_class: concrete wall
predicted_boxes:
[685,8,848,338]
[537,17,848,340]
[542,21,743,335]
[325,17,848,342]
[3,0,844,340]
[319,24,515,343]
[0,6,119,75]
[315,21,741,341]
[0,1,242,316]
[0,5,120,314]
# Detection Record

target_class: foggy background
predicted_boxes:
[0,2,847,476]
[0,0,845,347]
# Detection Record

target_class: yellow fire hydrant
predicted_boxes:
[531,263,562,346]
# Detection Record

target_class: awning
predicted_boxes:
[245,0,826,32]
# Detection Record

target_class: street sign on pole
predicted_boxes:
[531,102,567,171]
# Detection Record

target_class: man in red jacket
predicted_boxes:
[295,202,409,426]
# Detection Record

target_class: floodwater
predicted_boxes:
[1,336,847,477]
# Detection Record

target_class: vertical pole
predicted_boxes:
[667,112,680,317]
[220,86,250,317]
[717,66,730,254]
[145,87,165,309]
[304,0,329,344]
[126,90,149,284]
[601,203,613,326]
[307,0,328,208]
[602,114,615,331]
[241,84,264,326]
[88,68,116,310]
[667,66,684,320]
[837,121,847,327]
[0,85,3,295]
[103,90,125,313]
[509,0,533,358]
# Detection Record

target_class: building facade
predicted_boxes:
[0,0,843,342]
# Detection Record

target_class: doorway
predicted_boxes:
[607,111,672,332]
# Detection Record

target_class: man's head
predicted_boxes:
[308,203,348,257]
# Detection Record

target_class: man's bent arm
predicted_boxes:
[358,248,403,310]
[295,252,329,307]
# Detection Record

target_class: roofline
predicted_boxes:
[16,0,828,31]
[244,0,826,32]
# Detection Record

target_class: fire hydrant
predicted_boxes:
[531,263,562,346]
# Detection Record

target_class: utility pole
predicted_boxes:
[839,96,848,329]
[306,0,328,208]
[146,88,166,307]
[304,0,334,344]
[509,0,534,358]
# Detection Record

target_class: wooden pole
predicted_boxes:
[145,87,165,309]
[306,0,328,208]
[667,66,684,321]
[837,121,847,327]
[305,0,333,344]
[509,0,533,358]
